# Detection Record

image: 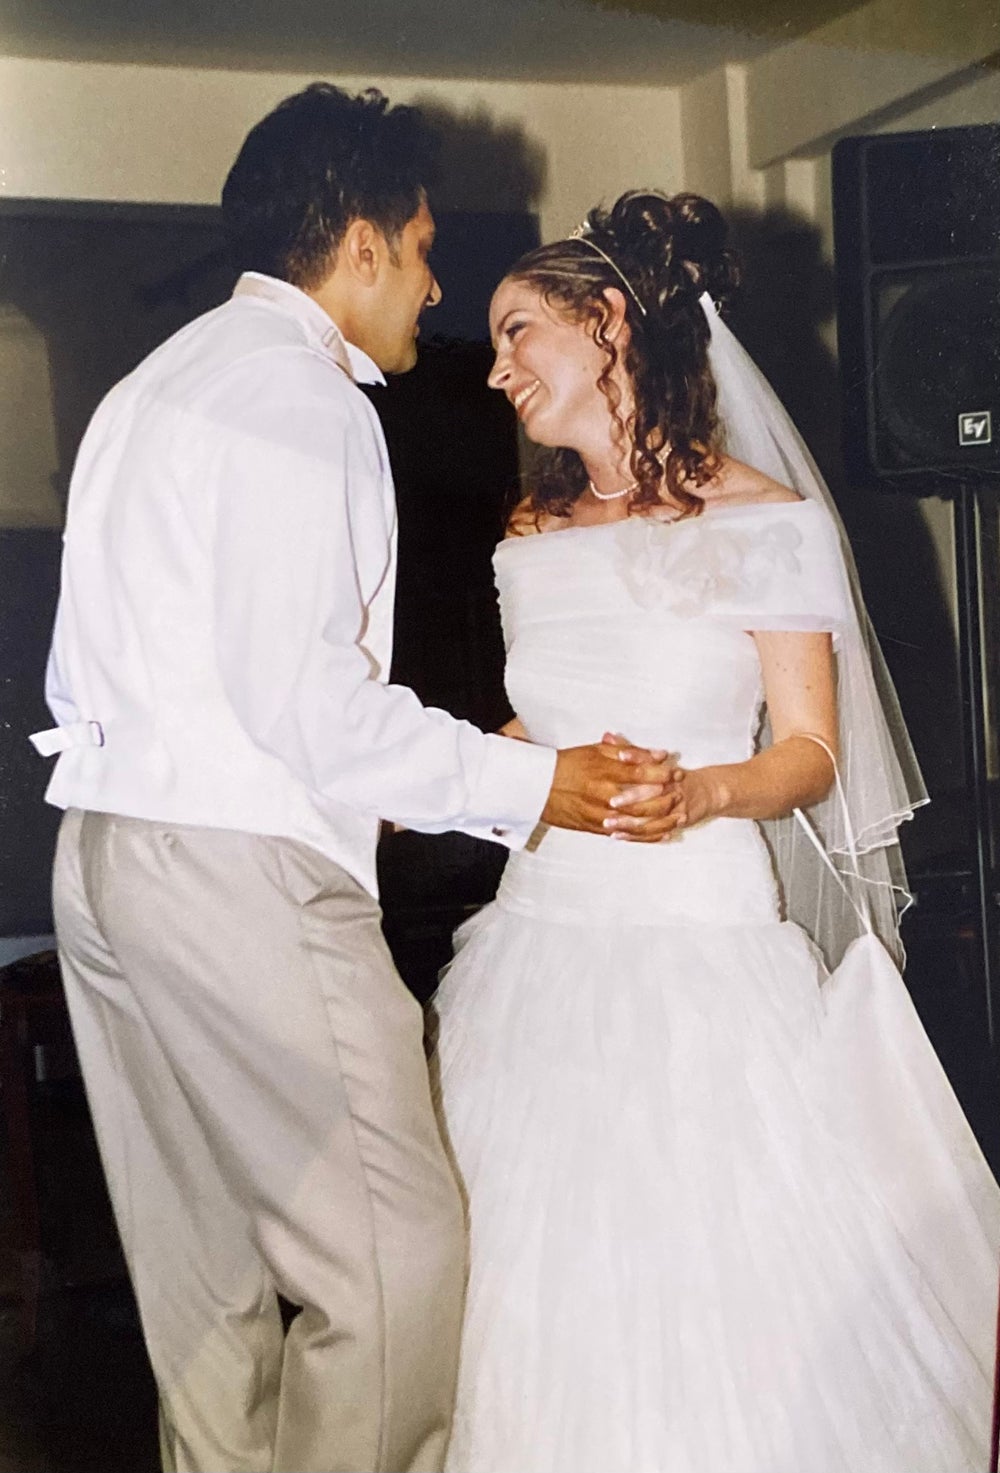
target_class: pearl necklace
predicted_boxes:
[588,478,638,502]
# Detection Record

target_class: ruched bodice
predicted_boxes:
[496,500,845,762]
[492,501,849,928]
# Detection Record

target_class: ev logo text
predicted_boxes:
[958,410,993,447]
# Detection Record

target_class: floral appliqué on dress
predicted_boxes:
[615,516,804,616]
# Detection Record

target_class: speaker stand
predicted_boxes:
[954,482,999,1049]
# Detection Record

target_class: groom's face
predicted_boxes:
[368,201,441,374]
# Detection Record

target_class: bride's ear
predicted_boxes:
[600,287,629,342]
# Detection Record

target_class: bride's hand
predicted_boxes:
[607,765,723,838]
[600,734,725,839]
[597,732,684,842]
[542,738,679,839]
[662,766,726,832]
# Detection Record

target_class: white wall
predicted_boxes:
[0,54,681,531]
[0,56,682,242]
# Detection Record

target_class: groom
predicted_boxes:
[33,84,677,1473]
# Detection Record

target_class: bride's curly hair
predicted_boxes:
[503,191,740,524]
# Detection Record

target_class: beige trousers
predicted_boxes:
[53,810,465,1473]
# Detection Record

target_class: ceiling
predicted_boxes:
[0,0,868,87]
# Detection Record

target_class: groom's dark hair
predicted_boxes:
[221,83,439,289]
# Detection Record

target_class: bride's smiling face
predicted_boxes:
[487,278,621,451]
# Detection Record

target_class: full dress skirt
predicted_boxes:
[433,507,1000,1473]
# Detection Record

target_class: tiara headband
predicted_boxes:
[566,224,647,317]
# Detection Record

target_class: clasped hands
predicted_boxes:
[541,731,717,843]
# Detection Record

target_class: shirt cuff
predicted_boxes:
[466,733,556,850]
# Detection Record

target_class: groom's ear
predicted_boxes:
[338,217,387,288]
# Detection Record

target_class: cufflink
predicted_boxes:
[491,825,508,838]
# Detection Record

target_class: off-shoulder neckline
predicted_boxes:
[496,497,818,553]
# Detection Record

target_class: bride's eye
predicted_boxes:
[507,321,526,341]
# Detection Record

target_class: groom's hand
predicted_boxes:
[542,738,684,842]
[597,731,687,840]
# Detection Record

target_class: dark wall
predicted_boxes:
[0,203,236,937]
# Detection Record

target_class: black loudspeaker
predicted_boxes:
[832,123,1000,487]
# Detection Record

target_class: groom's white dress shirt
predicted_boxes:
[36,271,555,897]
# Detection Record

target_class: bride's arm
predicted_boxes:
[604,629,837,835]
[674,629,837,826]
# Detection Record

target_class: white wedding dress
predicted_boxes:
[433,500,1000,1473]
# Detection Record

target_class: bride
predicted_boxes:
[431,190,1000,1472]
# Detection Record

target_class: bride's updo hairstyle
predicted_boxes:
[505,190,740,521]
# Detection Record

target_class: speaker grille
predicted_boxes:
[864,131,1000,265]
[833,123,1000,486]
[873,265,1000,473]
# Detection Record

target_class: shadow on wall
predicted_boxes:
[403,99,548,341]
[727,204,966,873]
[416,99,548,215]
[373,105,547,998]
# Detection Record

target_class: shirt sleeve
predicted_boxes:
[208,358,555,847]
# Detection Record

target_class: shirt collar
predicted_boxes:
[231,272,387,386]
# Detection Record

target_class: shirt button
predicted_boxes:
[491,825,507,838]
